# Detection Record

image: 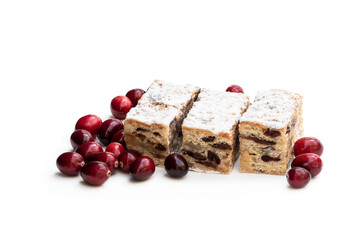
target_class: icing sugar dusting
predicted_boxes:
[125,80,200,125]
[240,89,302,129]
[145,80,200,109]
[183,89,249,134]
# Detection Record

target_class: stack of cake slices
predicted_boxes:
[124,80,303,175]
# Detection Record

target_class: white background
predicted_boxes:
[1,1,359,239]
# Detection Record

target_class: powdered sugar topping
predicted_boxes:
[183,89,249,135]
[125,80,200,125]
[145,80,200,109]
[240,89,302,129]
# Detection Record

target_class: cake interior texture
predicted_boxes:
[181,89,249,174]
[239,89,303,175]
[124,80,200,165]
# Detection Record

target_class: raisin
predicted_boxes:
[264,129,281,137]
[136,128,148,132]
[212,142,232,150]
[182,149,206,160]
[261,155,281,162]
[241,135,276,145]
[201,136,215,142]
[153,132,161,137]
[207,151,220,165]
[136,134,146,141]
[193,152,206,160]
[155,143,166,151]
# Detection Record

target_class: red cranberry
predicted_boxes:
[56,152,85,176]
[70,129,94,149]
[105,142,125,158]
[75,114,102,137]
[291,153,323,177]
[111,129,125,145]
[80,161,111,186]
[164,154,189,178]
[110,96,132,120]
[126,88,145,107]
[97,119,124,145]
[226,85,244,93]
[294,137,324,157]
[75,142,103,162]
[130,156,155,181]
[93,152,119,173]
[118,151,140,172]
[286,167,311,188]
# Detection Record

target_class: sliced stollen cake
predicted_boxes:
[239,89,303,175]
[181,89,249,174]
[124,80,200,165]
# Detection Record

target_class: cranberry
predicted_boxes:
[291,153,323,177]
[118,151,140,172]
[80,161,111,186]
[294,137,324,157]
[226,85,244,93]
[93,152,119,173]
[70,129,94,149]
[97,119,124,145]
[105,142,125,158]
[164,154,189,178]
[110,96,132,120]
[126,88,145,107]
[130,156,155,181]
[75,114,102,137]
[56,152,85,176]
[286,167,311,188]
[75,142,103,162]
[111,129,125,145]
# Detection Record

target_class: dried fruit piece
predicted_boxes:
[261,155,281,162]
[207,151,220,165]
[212,142,232,150]
[264,129,281,137]
[201,136,215,142]
[182,150,206,160]
[155,143,166,151]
